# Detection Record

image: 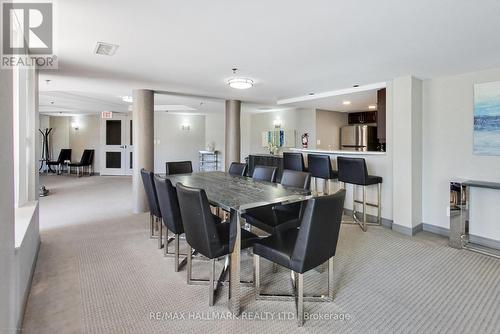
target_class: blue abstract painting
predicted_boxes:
[474,81,500,155]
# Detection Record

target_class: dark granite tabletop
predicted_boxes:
[159,171,310,212]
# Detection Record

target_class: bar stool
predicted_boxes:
[283,152,305,172]
[337,157,382,232]
[307,154,338,195]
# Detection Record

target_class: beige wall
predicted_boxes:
[44,115,101,172]
[315,109,348,150]
[245,108,316,156]
[69,115,101,172]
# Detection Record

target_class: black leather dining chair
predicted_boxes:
[253,189,346,326]
[176,183,259,306]
[228,162,247,176]
[141,169,163,244]
[307,154,338,195]
[47,149,72,174]
[69,149,94,176]
[165,161,193,175]
[252,165,277,182]
[337,156,382,231]
[242,170,311,235]
[283,152,305,172]
[154,176,186,271]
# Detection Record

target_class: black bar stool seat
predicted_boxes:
[337,156,382,231]
[307,154,338,195]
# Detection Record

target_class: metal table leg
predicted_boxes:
[228,210,241,315]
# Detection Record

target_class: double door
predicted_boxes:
[100,115,133,175]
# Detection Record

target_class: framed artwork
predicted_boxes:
[474,81,500,155]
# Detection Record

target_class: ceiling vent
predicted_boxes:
[94,42,119,56]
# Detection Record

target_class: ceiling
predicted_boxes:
[40,0,500,113]
[284,89,378,112]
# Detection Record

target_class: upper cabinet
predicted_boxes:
[348,111,377,124]
[376,88,386,143]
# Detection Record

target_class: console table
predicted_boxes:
[449,180,500,258]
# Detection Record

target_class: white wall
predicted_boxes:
[422,68,500,238]
[0,68,16,334]
[69,115,101,172]
[205,112,225,170]
[315,109,348,150]
[246,108,316,155]
[392,76,423,232]
[154,113,206,173]
[48,116,70,160]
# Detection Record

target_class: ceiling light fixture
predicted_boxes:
[368,105,377,110]
[227,68,254,89]
[342,101,352,105]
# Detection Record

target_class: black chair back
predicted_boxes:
[79,149,94,166]
[306,154,332,179]
[337,157,368,185]
[281,170,311,189]
[56,149,72,163]
[228,162,247,176]
[166,161,193,175]
[252,165,277,182]
[291,190,345,273]
[283,152,305,172]
[140,169,161,218]
[176,183,223,259]
[154,176,184,235]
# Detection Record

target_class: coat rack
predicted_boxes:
[39,128,55,173]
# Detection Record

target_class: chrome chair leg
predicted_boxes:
[149,214,154,238]
[187,245,193,284]
[174,234,180,272]
[377,183,382,225]
[253,254,260,292]
[296,272,304,327]
[328,257,334,299]
[158,219,163,249]
[209,258,216,306]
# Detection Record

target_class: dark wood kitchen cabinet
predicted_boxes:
[348,111,377,124]
[377,88,386,143]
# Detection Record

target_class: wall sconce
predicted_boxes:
[71,121,79,131]
[181,123,191,131]
[273,119,282,129]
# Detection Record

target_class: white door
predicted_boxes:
[100,115,133,175]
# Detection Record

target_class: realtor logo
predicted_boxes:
[1,2,57,68]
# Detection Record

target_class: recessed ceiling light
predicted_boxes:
[94,42,119,56]
[368,105,377,110]
[228,78,254,90]
[342,101,351,105]
[308,93,315,95]
[353,84,359,88]
[121,96,133,103]
[50,101,54,104]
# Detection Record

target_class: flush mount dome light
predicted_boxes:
[228,78,254,89]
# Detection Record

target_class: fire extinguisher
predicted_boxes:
[301,133,309,148]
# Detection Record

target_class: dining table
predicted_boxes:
[160,171,311,315]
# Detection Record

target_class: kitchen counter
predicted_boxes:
[290,148,386,155]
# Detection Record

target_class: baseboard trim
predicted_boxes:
[343,209,393,229]
[422,223,449,237]
[469,234,500,251]
[17,236,41,331]
[392,223,423,236]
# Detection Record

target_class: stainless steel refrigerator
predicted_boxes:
[340,125,378,151]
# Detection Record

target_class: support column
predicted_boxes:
[225,100,241,170]
[392,76,423,235]
[132,89,154,213]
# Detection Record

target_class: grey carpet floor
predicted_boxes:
[22,175,500,334]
